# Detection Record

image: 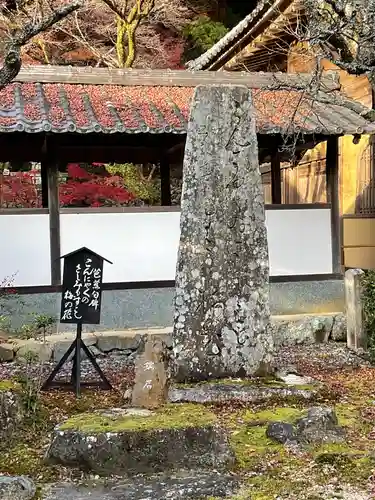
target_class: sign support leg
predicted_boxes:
[72,323,82,397]
[41,341,75,391]
[80,340,112,390]
[42,324,112,394]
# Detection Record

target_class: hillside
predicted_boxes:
[1,0,254,70]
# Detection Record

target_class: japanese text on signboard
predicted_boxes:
[60,250,104,324]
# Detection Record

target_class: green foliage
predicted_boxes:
[15,351,44,425]
[32,313,56,335]
[18,313,56,340]
[182,15,228,60]
[106,163,160,205]
[361,270,375,361]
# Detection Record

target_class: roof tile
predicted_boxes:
[0,81,373,136]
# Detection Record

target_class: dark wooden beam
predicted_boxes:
[56,146,167,164]
[326,136,342,274]
[160,157,171,206]
[271,147,282,204]
[41,162,49,208]
[45,161,61,285]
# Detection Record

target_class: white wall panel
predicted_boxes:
[0,214,50,286]
[1,207,333,286]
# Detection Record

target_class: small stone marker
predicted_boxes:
[131,336,169,409]
[173,84,273,381]
[345,268,366,351]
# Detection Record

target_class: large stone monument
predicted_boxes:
[173,85,273,382]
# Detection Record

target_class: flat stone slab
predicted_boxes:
[46,404,235,475]
[0,475,36,500]
[42,473,240,499]
[169,383,318,405]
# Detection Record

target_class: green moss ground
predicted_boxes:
[1,369,375,499]
[59,403,216,433]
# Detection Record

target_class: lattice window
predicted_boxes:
[355,136,375,215]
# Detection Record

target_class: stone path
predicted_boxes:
[42,473,240,500]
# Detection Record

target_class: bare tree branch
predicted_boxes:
[0,0,82,89]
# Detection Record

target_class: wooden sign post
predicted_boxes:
[42,247,113,396]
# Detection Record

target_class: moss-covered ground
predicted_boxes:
[1,367,375,498]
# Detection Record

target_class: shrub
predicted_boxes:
[361,270,375,361]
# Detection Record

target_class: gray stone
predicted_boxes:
[16,340,53,362]
[295,406,345,444]
[0,385,24,442]
[0,343,15,361]
[46,414,235,475]
[88,345,103,357]
[41,473,240,499]
[0,475,36,500]
[131,337,169,410]
[96,331,142,353]
[173,84,273,382]
[169,383,318,404]
[53,334,97,362]
[345,268,366,351]
[331,312,347,341]
[266,422,297,444]
[272,314,334,348]
[276,373,315,386]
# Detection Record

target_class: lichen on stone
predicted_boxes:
[58,403,216,433]
[172,84,273,382]
[0,379,18,391]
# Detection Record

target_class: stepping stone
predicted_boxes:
[0,475,36,500]
[169,382,318,405]
[46,405,235,475]
[42,473,240,499]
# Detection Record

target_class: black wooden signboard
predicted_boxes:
[42,247,113,397]
[60,248,107,325]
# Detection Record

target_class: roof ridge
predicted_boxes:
[186,0,291,71]
[12,65,340,91]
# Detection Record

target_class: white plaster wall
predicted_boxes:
[0,214,51,286]
[0,207,333,286]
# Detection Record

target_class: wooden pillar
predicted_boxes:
[326,136,341,274]
[160,156,171,206]
[42,161,61,285]
[41,162,49,208]
[271,148,282,204]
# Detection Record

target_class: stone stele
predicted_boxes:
[173,84,273,382]
[131,336,169,409]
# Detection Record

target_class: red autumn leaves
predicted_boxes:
[0,163,135,208]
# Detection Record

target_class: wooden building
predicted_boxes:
[0,65,374,287]
[187,0,375,269]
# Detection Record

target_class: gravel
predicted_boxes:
[274,342,370,375]
[0,351,135,388]
[0,341,371,387]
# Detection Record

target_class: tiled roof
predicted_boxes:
[0,68,374,136]
[186,0,292,71]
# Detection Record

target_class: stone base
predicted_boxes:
[169,381,320,405]
[42,473,240,500]
[46,405,235,476]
